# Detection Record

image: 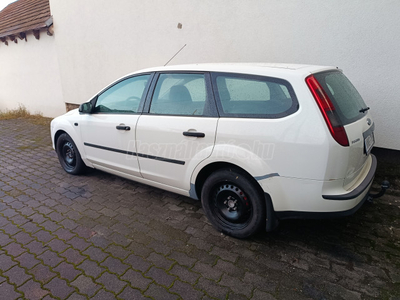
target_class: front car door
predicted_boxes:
[80,73,153,177]
[136,72,218,191]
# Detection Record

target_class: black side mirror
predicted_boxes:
[79,102,93,114]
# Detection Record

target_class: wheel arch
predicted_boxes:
[194,161,264,200]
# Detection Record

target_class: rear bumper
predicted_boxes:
[274,154,377,220]
[322,154,377,200]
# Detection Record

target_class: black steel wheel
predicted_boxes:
[56,133,86,175]
[201,168,266,238]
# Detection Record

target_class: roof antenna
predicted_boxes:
[164,44,187,66]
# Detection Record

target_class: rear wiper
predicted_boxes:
[359,107,370,113]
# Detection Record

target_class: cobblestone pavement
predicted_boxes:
[0,118,399,300]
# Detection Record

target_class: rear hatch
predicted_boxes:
[308,70,375,187]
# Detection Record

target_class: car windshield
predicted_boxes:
[313,71,368,125]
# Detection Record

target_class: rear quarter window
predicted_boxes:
[211,73,298,118]
[313,71,367,125]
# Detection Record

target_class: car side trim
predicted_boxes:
[255,173,280,181]
[84,142,185,165]
[322,154,376,200]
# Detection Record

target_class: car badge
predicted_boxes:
[367,118,372,125]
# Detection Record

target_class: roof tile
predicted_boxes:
[0,0,50,38]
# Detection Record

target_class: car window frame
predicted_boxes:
[142,71,218,118]
[210,72,299,119]
[91,72,155,115]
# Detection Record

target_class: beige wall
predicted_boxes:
[0,29,65,117]
[49,1,400,150]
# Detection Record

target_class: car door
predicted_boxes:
[80,73,153,177]
[136,72,218,191]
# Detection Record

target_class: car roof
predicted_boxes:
[132,63,337,77]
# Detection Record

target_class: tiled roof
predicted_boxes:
[0,0,51,38]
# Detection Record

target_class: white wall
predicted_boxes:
[50,0,400,150]
[0,30,65,117]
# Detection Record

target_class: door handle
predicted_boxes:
[116,125,130,131]
[183,131,205,138]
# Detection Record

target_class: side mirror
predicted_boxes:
[79,102,92,114]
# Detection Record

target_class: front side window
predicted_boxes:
[213,73,298,118]
[94,75,150,113]
[149,73,207,116]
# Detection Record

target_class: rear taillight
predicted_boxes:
[306,75,349,146]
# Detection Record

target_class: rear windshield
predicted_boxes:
[314,71,367,125]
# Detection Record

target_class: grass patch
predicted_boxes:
[0,104,52,126]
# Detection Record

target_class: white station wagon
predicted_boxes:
[51,63,378,238]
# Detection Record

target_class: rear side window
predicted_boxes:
[212,73,298,118]
[150,73,207,116]
[313,71,367,125]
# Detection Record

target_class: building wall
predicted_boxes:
[0,30,65,117]
[50,0,400,150]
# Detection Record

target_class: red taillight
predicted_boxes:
[306,75,349,146]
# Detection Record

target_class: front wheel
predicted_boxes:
[56,133,87,175]
[201,168,266,238]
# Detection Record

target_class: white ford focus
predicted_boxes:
[51,63,378,238]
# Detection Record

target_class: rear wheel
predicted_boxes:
[56,133,86,175]
[201,168,266,238]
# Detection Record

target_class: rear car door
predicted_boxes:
[136,72,218,190]
[80,74,152,177]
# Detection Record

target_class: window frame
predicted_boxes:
[142,71,218,117]
[211,72,299,119]
[91,72,155,115]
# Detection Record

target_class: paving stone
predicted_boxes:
[96,271,127,294]
[192,262,223,281]
[0,281,22,299]
[214,259,245,278]
[67,236,91,251]
[0,253,18,271]
[251,289,277,300]
[60,248,86,265]
[0,233,13,247]
[38,250,64,267]
[146,252,174,270]
[25,240,46,255]
[117,286,147,299]
[91,289,115,300]
[105,244,131,259]
[169,264,200,284]
[100,257,129,275]
[19,279,49,300]
[53,262,81,281]
[219,273,252,297]
[33,230,54,243]
[124,254,152,273]
[77,259,105,278]
[168,251,197,267]
[53,227,76,241]
[146,266,176,287]
[4,265,32,286]
[14,251,40,269]
[145,283,179,300]
[28,264,57,284]
[196,277,230,299]
[121,269,152,291]
[3,242,26,257]
[71,274,101,297]
[83,246,109,262]
[170,280,205,299]
[44,277,75,299]
[64,293,87,300]
[46,238,70,253]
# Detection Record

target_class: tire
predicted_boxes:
[201,168,266,238]
[56,133,87,175]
